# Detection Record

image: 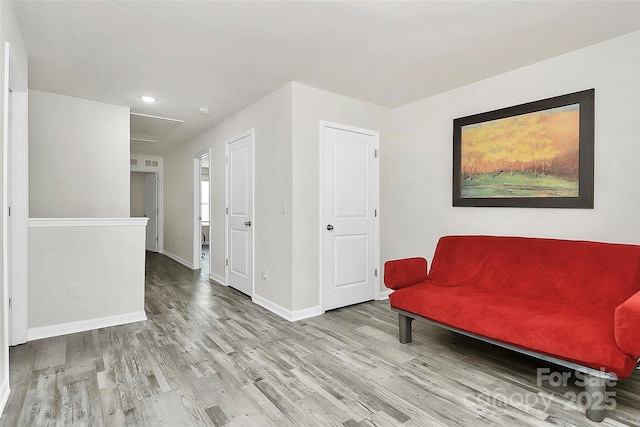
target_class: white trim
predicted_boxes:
[162,250,194,269]
[320,120,380,137]
[1,42,10,402]
[377,288,393,300]
[291,305,324,322]
[209,273,226,285]
[29,217,148,228]
[253,294,323,322]
[0,376,9,416]
[27,311,147,341]
[130,112,184,124]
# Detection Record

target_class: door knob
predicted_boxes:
[245,221,252,227]
[326,224,334,231]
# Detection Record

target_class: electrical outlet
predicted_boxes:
[280,201,287,214]
[262,269,268,280]
[68,283,80,299]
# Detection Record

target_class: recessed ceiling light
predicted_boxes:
[198,106,210,114]
[139,95,157,103]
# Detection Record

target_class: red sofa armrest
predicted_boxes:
[384,257,428,290]
[615,290,640,356]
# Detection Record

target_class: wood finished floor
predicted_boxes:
[2,252,639,427]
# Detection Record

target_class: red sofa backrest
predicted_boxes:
[427,235,640,311]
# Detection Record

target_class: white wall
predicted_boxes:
[291,83,388,310]
[29,90,130,217]
[383,31,640,266]
[0,0,28,413]
[26,91,146,340]
[27,219,147,339]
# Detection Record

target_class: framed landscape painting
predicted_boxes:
[452,89,594,208]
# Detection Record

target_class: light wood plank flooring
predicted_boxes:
[2,252,639,426]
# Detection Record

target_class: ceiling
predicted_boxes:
[12,1,640,149]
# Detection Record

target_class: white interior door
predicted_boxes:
[322,123,379,311]
[6,89,12,344]
[145,173,158,252]
[7,41,28,346]
[227,131,254,297]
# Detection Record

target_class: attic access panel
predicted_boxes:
[130,112,184,143]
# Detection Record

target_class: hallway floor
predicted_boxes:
[1,252,639,426]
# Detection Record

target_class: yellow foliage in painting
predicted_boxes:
[461,105,580,176]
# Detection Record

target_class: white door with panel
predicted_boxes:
[6,89,13,343]
[227,131,254,297]
[322,124,379,311]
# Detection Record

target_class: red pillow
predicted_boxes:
[384,257,428,290]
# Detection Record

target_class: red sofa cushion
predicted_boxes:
[390,282,638,378]
[427,236,640,312]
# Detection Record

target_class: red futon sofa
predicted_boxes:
[384,235,640,422]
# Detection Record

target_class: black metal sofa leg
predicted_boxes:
[399,314,413,344]
[585,375,607,422]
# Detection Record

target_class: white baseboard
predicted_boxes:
[0,375,10,418]
[253,294,323,322]
[291,304,324,321]
[162,250,194,269]
[209,273,226,286]
[377,288,393,300]
[27,311,147,341]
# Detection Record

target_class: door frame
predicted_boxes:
[319,121,380,311]
[145,172,159,252]
[130,169,163,254]
[130,156,164,254]
[193,149,211,270]
[4,42,28,346]
[225,129,255,296]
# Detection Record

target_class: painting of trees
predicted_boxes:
[453,89,594,208]
[460,104,580,198]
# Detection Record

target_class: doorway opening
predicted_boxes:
[193,150,211,276]
[130,171,160,252]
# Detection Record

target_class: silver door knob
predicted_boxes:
[326,224,334,231]
[245,221,252,227]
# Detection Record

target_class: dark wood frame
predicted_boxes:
[453,89,595,208]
